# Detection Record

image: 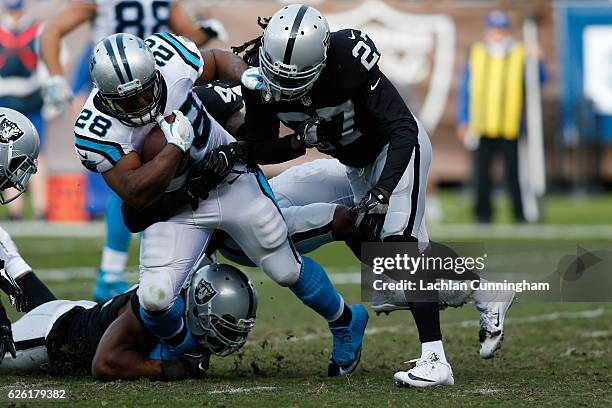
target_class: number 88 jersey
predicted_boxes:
[83,0,175,44]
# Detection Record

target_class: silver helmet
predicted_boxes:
[259,4,330,102]
[185,263,257,356]
[90,33,163,126]
[0,108,39,204]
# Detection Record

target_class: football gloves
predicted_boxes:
[42,75,73,120]
[353,188,390,240]
[296,116,326,148]
[0,260,26,312]
[185,142,246,200]
[160,347,210,380]
[241,67,265,91]
[199,19,228,42]
[157,111,195,153]
[0,322,16,364]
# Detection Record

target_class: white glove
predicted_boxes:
[157,111,195,153]
[42,75,73,120]
[199,19,228,42]
[241,67,265,91]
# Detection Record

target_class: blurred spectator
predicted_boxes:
[457,10,546,223]
[0,0,47,220]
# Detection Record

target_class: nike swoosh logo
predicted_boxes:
[78,151,88,160]
[371,77,381,90]
[408,373,436,383]
[349,30,356,40]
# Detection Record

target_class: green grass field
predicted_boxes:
[0,192,611,407]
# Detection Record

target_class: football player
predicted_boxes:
[125,82,514,362]
[0,231,255,380]
[73,32,368,377]
[39,0,227,302]
[235,4,459,387]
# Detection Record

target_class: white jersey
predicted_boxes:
[82,0,175,44]
[74,33,233,190]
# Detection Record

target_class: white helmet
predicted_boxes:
[90,33,164,126]
[259,4,330,102]
[0,108,39,204]
[185,263,257,356]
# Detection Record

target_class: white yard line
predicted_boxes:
[3,221,612,240]
[208,386,276,395]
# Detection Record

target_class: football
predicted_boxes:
[142,113,190,174]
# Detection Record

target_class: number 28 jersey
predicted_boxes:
[74,33,233,184]
[81,0,175,44]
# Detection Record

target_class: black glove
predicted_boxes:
[353,188,390,239]
[161,349,210,381]
[295,116,326,148]
[186,142,245,200]
[0,261,26,312]
[0,302,16,363]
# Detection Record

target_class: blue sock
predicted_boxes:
[290,257,343,321]
[139,296,186,340]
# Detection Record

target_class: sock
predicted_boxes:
[140,296,186,342]
[15,272,56,312]
[329,304,352,328]
[290,257,343,321]
[409,301,442,344]
[100,192,131,277]
[422,340,447,363]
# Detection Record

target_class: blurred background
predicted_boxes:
[2,0,611,227]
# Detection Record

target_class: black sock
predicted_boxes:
[409,302,442,343]
[329,304,352,327]
[16,272,57,312]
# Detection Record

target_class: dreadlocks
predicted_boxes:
[231,17,270,64]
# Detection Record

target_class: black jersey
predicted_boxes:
[194,80,244,127]
[242,29,419,193]
[45,289,156,374]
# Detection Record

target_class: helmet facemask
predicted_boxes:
[188,306,255,356]
[98,70,164,127]
[259,44,326,103]
[0,144,37,204]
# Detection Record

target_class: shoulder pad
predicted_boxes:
[194,81,243,126]
[328,29,381,88]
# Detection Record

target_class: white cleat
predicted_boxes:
[475,288,516,359]
[394,352,454,388]
[371,274,411,315]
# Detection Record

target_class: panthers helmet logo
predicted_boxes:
[0,115,24,143]
[195,279,217,305]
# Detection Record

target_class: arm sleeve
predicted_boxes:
[241,86,305,165]
[354,71,419,194]
[457,63,470,125]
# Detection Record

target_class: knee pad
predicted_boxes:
[137,268,175,312]
[260,247,301,287]
[249,199,288,251]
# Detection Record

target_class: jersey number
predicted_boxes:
[144,38,175,66]
[76,109,112,138]
[352,40,380,71]
[115,1,170,39]
[213,86,236,103]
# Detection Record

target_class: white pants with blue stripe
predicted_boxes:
[137,164,302,312]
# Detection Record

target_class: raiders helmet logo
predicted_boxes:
[0,115,24,143]
[195,279,217,305]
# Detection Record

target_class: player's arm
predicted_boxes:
[240,87,305,165]
[92,305,163,380]
[197,49,248,87]
[168,3,221,47]
[102,148,183,209]
[355,71,418,195]
[40,1,96,76]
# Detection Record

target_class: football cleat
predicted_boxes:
[371,274,411,315]
[394,352,454,388]
[475,288,516,359]
[328,304,369,377]
[93,269,129,302]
